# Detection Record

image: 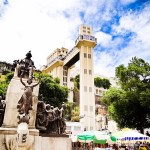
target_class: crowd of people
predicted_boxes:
[71,141,150,150]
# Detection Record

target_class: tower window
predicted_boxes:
[90,106,93,111]
[84,86,87,92]
[84,53,87,58]
[89,70,92,75]
[84,69,87,74]
[90,126,93,130]
[84,105,88,111]
[89,87,92,92]
[88,54,91,59]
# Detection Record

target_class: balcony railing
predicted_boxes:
[75,34,97,45]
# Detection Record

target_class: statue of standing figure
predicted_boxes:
[59,103,66,134]
[17,76,40,124]
[35,101,47,132]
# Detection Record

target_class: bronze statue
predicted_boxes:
[35,101,47,131]
[53,107,61,134]
[35,101,67,134]
[17,76,40,124]
[45,104,55,133]
[13,51,35,83]
[59,103,66,134]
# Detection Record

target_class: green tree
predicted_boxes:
[102,57,150,133]
[0,71,13,97]
[75,74,111,89]
[74,74,80,89]
[39,73,69,107]
[0,82,8,97]
[71,106,80,122]
[65,101,80,122]
[5,72,14,83]
[94,77,111,89]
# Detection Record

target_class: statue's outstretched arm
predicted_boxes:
[32,74,41,88]
[20,77,26,87]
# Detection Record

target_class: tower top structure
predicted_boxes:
[75,25,97,48]
[79,25,92,36]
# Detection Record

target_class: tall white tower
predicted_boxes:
[75,25,97,130]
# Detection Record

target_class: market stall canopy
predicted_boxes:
[112,130,149,141]
[77,130,117,144]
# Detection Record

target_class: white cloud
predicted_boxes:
[93,3,150,77]
[0,0,149,78]
[112,4,150,62]
[0,0,82,68]
[95,32,112,47]
[94,50,116,77]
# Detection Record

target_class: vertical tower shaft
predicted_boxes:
[75,25,97,130]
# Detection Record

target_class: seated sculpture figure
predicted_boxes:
[13,51,35,83]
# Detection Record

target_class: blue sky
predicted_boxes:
[0,0,150,77]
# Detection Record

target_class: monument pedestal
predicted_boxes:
[2,77,39,128]
[0,128,72,150]
[33,134,72,150]
[0,127,39,150]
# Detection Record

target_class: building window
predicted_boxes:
[96,89,98,94]
[63,77,67,83]
[89,87,92,92]
[90,126,93,130]
[88,54,91,59]
[84,53,87,58]
[84,69,87,74]
[63,71,67,76]
[63,83,67,86]
[84,86,87,92]
[99,90,102,95]
[84,105,88,111]
[89,70,92,75]
[90,106,93,112]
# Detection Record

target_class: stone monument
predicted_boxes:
[0,51,71,150]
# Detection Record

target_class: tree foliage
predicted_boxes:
[39,73,69,107]
[0,72,13,98]
[74,74,111,90]
[102,57,150,133]
[65,101,80,122]
[0,71,69,108]
[74,74,80,89]
[94,77,111,89]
